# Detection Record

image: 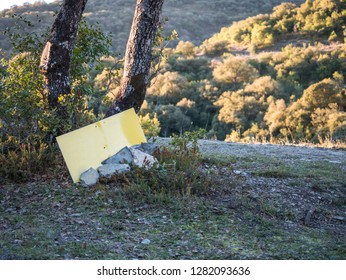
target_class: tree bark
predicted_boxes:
[106,0,164,117]
[39,0,87,117]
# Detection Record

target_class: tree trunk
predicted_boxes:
[39,0,87,117]
[106,0,164,117]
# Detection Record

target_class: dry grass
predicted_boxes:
[1,139,345,260]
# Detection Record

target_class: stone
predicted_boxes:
[98,164,130,178]
[141,239,151,245]
[304,207,316,226]
[102,146,133,165]
[233,170,247,176]
[130,148,157,169]
[80,168,99,187]
[132,142,159,156]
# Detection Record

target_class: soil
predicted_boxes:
[1,139,345,259]
[156,138,346,237]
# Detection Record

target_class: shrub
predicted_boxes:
[138,113,161,138]
[0,16,112,181]
[0,141,56,181]
[112,130,209,197]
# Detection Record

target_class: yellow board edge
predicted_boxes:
[56,108,147,183]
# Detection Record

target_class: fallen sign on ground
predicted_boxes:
[56,108,147,183]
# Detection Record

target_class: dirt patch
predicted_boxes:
[157,138,346,237]
[196,140,346,163]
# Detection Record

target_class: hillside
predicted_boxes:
[0,0,345,147]
[1,139,345,259]
[0,0,345,261]
[139,0,346,144]
[0,0,305,53]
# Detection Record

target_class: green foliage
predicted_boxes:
[201,0,346,53]
[174,40,196,57]
[113,130,209,196]
[261,78,346,142]
[1,0,303,54]
[0,142,56,181]
[71,18,112,82]
[171,128,207,154]
[0,52,46,144]
[138,113,161,138]
[1,0,346,155]
[0,15,112,138]
[213,56,259,86]
[311,104,346,140]
[328,30,339,42]
[147,71,190,104]
[273,44,346,87]
[215,76,281,133]
[168,56,211,81]
[144,13,346,144]
[0,15,113,180]
[153,104,192,136]
[201,39,229,57]
[145,0,346,144]
[300,78,345,109]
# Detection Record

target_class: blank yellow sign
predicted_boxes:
[56,108,147,183]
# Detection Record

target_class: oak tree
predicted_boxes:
[106,0,164,116]
[39,0,88,117]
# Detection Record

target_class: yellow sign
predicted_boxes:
[56,108,146,183]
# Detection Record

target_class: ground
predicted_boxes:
[0,139,345,259]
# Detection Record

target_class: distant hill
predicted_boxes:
[0,0,305,53]
[0,0,345,146]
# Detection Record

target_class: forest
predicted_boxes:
[0,0,345,153]
[140,0,346,144]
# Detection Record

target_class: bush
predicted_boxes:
[0,141,56,181]
[111,130,209,197]
[138,113,161,138]
[0,16,113,181]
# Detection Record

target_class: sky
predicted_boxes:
[0,0,56,12]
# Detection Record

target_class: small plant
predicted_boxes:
[0,141,56,182]
[171,128,207,154]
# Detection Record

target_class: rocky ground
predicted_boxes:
[157,138,346,236]
[1,139,345,259]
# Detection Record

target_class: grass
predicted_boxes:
[228,152,346,188]
[0,142,57,182]
[1,181,344,260]
[1,136,345,259]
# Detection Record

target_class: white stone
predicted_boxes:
[141,239,151,245]
[130,148,157,169]
[132,143,159,155]
[80,168,99,187]
[98,164,130,178]
[102,146,134,165]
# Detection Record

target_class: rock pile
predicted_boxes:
[79,143,158,187]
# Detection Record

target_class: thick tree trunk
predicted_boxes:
[106,0,164,117]
[39,0,87,117]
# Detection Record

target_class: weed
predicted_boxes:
[202,154,237,167]
[254,168,296,179]
[171,129,207,155]
[331,197,346,206]
[109,130,210,199]
[259,201,281,218]
[0,141,56,182]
